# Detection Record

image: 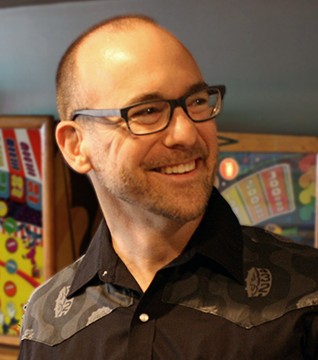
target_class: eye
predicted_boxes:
[187,92,209,109]
[193,97,208,106]
[128,102,167,124]
[133,106,162,117]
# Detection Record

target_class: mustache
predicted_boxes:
[143,144,209,169]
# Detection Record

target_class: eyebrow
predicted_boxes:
[183,81,209,97]
[124,81,209,107]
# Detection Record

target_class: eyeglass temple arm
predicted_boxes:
[214,85,226,99]
[72,108,122,120]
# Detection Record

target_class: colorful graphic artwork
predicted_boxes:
[0,128,43,337]
[217,152,317,247]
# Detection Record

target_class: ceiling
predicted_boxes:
[0,0,317,136]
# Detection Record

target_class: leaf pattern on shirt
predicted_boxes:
[54,286,74,318]
[297,290,318,308]
[22,328,34,340]
[86,306,113,326]
[245,267,272,298]
[198,305,218,315]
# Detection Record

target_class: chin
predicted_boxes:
[148,193,210,224]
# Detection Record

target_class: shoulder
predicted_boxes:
[242,225,318,263]
[25,254,84,306]
[20,254,133,346]
[20,256,84,345]
[242,226,318,307]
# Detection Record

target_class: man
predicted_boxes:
[19,15,318,359]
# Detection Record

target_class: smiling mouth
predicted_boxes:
[158,160,196,175]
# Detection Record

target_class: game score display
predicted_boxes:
[217,152,317,247]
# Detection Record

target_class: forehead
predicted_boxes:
[76,24,203,106]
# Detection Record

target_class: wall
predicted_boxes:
[0,0,317,135]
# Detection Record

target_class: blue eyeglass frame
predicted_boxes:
[71,85,226,135]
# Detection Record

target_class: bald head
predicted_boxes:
[54,16,216,225]
[56,15,197,121]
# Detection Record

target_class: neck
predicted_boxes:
[102,200,202,292]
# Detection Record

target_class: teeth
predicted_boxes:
[160,160,196,174]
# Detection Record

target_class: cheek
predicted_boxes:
[89,129,151,171]
[199,122,218,155]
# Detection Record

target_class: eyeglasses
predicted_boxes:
[71,85,226,136]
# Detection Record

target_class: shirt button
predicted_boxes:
[139,313,150,323]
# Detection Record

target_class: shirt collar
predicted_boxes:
[68,219,140,297]
[190,187,244,283]
[69,187,244,297]
[68,222,111,297]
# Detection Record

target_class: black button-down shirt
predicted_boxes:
[19,189,318,359]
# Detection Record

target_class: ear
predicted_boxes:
[55,121,92,174]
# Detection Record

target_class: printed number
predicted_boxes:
[27,181,40,206]
[11,175,24,199]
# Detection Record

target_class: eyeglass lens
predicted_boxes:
[127,88,220,135]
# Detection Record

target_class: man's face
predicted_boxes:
[76,26,219,224]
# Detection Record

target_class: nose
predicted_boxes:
[162,105,198,148]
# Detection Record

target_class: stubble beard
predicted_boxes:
[94,157,216,225]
